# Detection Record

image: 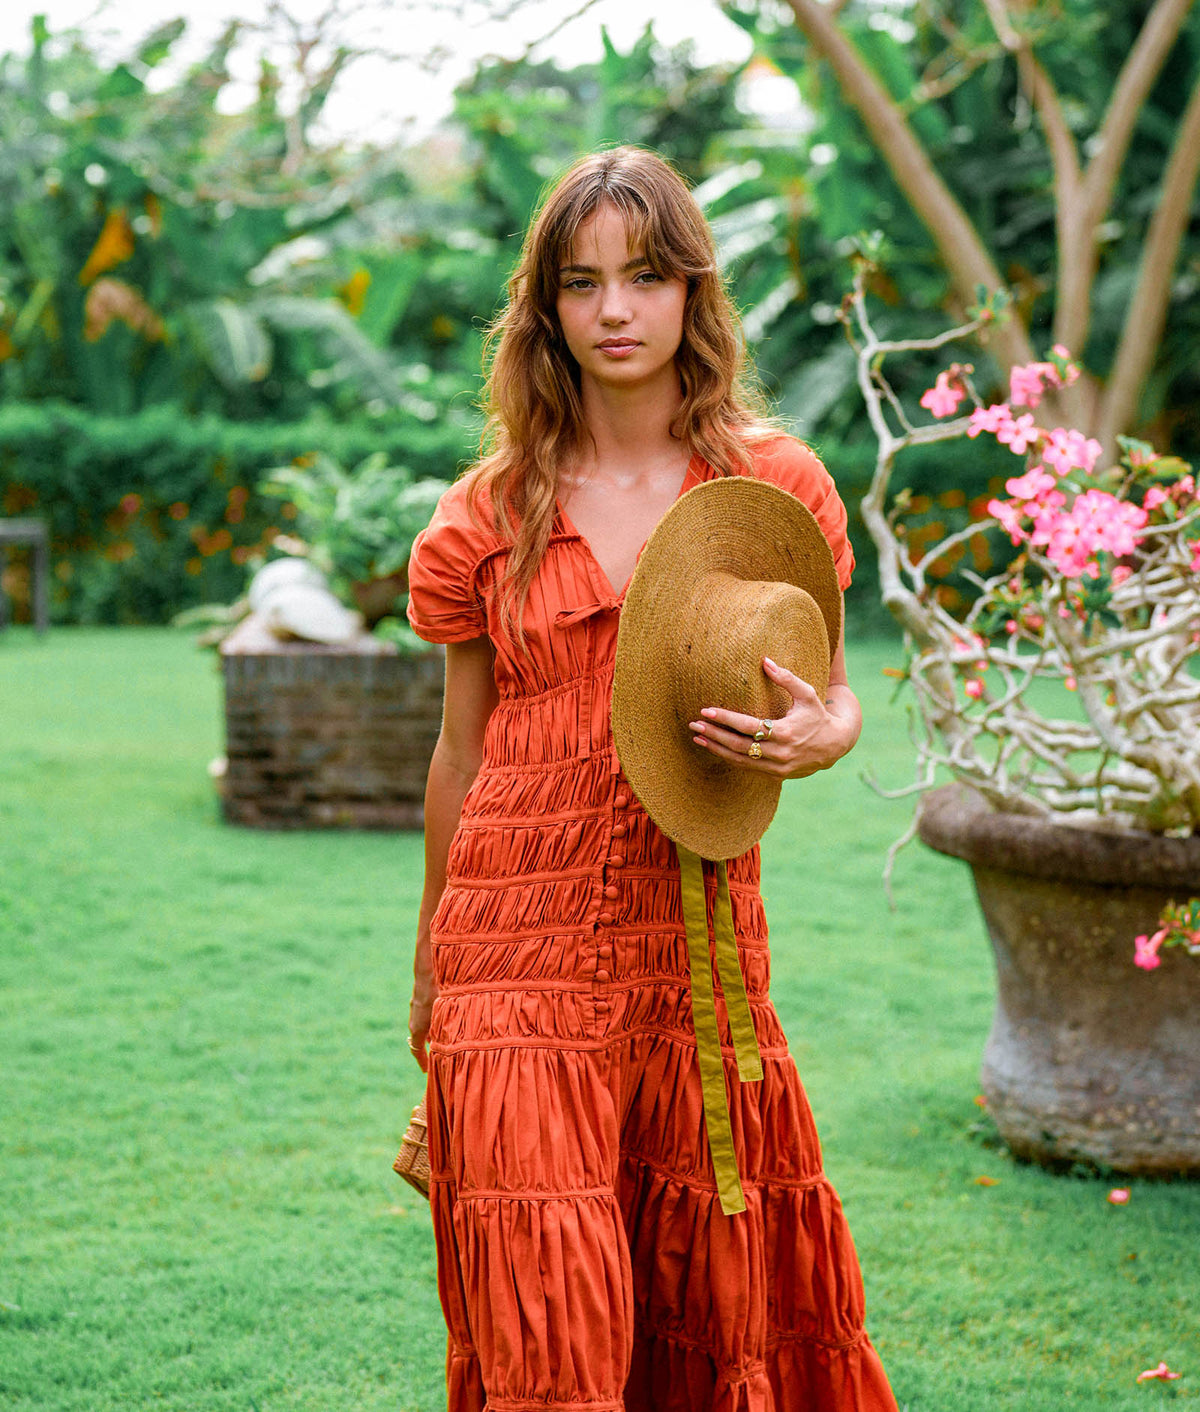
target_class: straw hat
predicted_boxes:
[612,476,842,861]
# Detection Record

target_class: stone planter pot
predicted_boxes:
[917,784,1200,1175]
[219,613,442,829]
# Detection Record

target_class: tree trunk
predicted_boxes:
[1096,72,1200,455]
[784,0,1040,378]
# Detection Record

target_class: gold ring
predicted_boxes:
[747,741,763,760]
[762,719,774,739]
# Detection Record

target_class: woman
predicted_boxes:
[405,146,897,1412]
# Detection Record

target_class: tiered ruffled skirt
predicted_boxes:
[425,695,896,1412]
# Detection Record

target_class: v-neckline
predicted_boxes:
[556,453,703,601]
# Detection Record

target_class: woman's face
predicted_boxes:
[554,203,687,397]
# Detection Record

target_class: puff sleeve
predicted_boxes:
[406,478,489,644]
[751,436,855,591]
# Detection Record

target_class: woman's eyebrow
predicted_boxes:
[559,255,652,275]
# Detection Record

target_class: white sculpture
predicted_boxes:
[247,557,364,645]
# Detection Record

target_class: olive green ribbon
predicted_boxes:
[677,845,764,1216]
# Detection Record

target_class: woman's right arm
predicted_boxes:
[408,635,499,1072]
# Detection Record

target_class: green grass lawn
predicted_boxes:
[1,627,1196,1411]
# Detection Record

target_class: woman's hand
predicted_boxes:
[688,650,861,780]
[408,941,438,1074]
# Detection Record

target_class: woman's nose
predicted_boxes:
[599,283,632,323]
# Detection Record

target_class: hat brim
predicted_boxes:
[612,476,843,861]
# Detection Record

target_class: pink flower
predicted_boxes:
[1107,1188,1131,1205]
[1134,930,1166,970]
[920,371,966,418]
[1136,1362,1181,1383]
[1009,362,1059,409]
[1042,427,1103,476]
[988,497,1027,542]
[1191,541,1200,573]
[1048,346,1081,385]
[997,412,1039,455]
[965,678,984,700]
[1032,490,1147,578]
[1005,466,1057,501]
[1064,676,1078,691]
[1111,565,1132,586]
[967,404,1012,439]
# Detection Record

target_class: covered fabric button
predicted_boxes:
[598,911,614,926]
[614,792,630,808]
[608,853,625,867]
[595,969,611,983]
[611,822,627,837]
[604,885,619,900]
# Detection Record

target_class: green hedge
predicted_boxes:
[0,400,1015,632]
[0,402,474,624]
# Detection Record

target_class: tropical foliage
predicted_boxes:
[726,0,1200,456]
[0,15,755,625]
[2,2,1198,629]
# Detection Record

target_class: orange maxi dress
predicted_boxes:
[406,435,898,1412]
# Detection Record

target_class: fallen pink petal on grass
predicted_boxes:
[1136,1362,1181,1383]
[973,1175,1000,1186]
[1107,1188,1131,1205]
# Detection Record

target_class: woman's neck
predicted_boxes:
[576,376,685,479]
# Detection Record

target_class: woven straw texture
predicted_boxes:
[613,477,842,861]
[392,1098,431,1199]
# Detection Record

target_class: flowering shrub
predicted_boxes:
[1134,900,1200,971]
[844,263,1200,967]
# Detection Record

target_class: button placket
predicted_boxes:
[594,782,631,987]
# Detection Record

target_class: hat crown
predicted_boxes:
[676,574,830,731]
[613,475,842,861]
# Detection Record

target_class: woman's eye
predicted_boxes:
[634,270,662,284]
[562,278,593,291]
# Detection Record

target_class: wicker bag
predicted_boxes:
[393,1097,431,1199]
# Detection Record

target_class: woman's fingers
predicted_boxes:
[690,724,785,772]
[691,715,778,753]
[695,705,773,739]
[408,990,434,1072]
[762,655,822,704]
[407,1014,430,1071]
[688,659,831,774]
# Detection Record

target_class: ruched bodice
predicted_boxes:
[406,438,897,1412]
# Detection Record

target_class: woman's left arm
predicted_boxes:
[688,613,861,780]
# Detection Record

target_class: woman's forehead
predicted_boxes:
[560,202,649,263]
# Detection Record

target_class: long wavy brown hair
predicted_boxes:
[468,146,776,639]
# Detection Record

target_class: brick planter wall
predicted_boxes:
[219,614,443,829]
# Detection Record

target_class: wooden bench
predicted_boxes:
[0,519,50,633]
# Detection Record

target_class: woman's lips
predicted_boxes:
[597,338,640,357]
